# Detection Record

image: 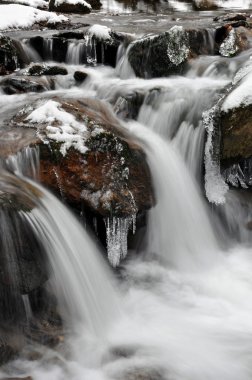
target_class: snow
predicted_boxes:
[0,4,68,30]
[55,0,91,8]
[4,0,48,9]
[88,24,112,40]
[25,100,88,156]
[222,61,252,112]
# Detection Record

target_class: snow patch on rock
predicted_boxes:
[0,4,67,30]
[25,100,88,156]
[222,60,252,112]
[55,0,91,8]
[88,24,112,40]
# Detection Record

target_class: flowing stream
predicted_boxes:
[1,4,252,379]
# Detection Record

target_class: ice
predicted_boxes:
[105,215,136,267]
[0,4,67,30]
[167,26,189,66]
[219,29,239,57]
[203,105,228,204]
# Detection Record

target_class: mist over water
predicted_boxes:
[1,4,252,380]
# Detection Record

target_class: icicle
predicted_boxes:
[105,215,137,267]
[203,105,228,205]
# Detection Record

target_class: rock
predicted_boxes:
[0,208,48,295]
[114,92,146,120]
[128,27,216,78]
[192,0,218,10]
[5,97,154,218]
[2,377,33,380]
[27,64,68,76]
[214,13,248,22]
[117,367,165,380]
[74,70,88,83]
[49,0,92,13]
[0,35,24,75]
[1,77,50,95]
[208,61,252,189]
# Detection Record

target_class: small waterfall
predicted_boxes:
[5,146,40,179]
[115,44,136,79]
[43,38,54,61]
[137,77,226,179]
[66,36,97,65]
[21,39,41,63]
[22,179,120,336]
[0,150,120,337]
[127,121,219,270]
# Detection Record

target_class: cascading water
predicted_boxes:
[2,12,252,380]
[0,149,120,338]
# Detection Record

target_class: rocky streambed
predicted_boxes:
[0,0,252,379]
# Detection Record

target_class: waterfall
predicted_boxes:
[0,163,120,337]
[127,121,219,270]
[24,180,120,336]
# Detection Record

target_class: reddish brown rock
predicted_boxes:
[5,97,154,218]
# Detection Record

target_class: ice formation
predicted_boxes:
[167,26,189,66]
[105,215,136,267]
[219,29,239,57]
[203,105,228,204]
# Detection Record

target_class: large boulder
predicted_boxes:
[4,97,154,218]
[128,27,217,78]
[128,24,251,79]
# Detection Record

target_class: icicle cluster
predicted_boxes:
[105,215,136,267]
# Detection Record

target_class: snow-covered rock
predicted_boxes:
[6,97,154,218]
[49,0,92,13]
[0,4,68,31]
